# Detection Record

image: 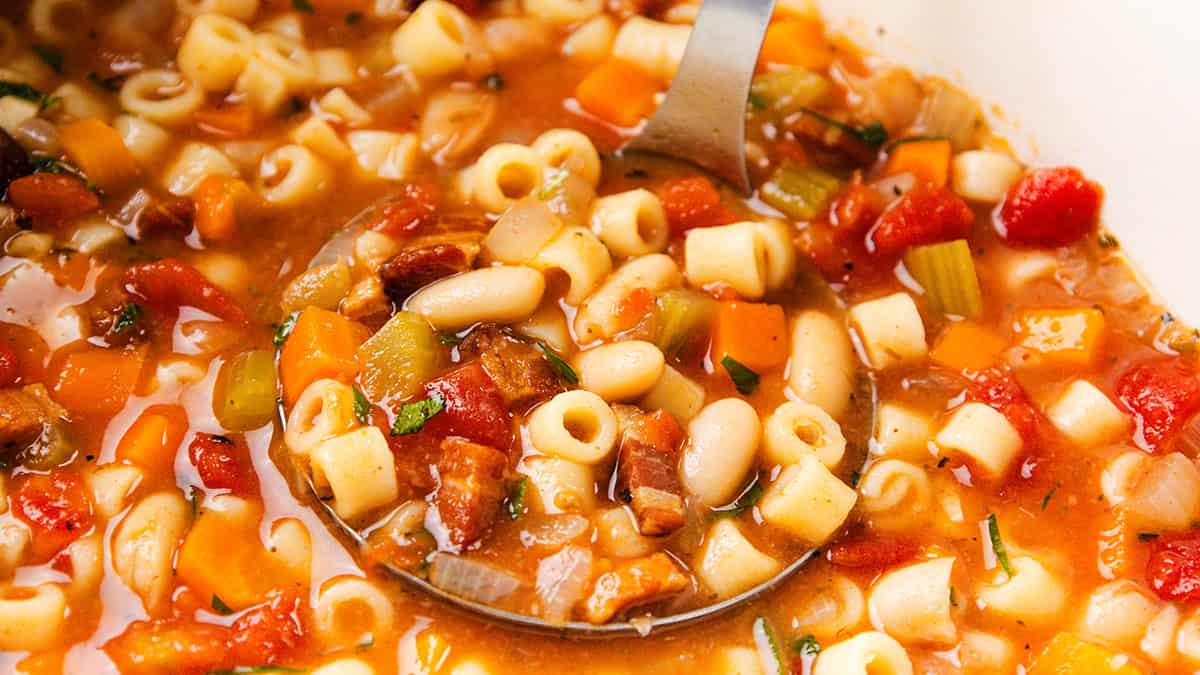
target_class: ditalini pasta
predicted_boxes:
[0,1,1191,672]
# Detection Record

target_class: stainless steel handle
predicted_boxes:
[623,0,778,194]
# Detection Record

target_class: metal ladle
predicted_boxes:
[303,0,878,638]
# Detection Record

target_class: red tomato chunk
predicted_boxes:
[968,368,1042,447]
[423,361,513,449]
[227,590,307,665]
[7,173,100,227]
[371,179,440,236]
[865,185,974,257]
[1146,530,1200,601]
[997,166,1103,247]
[106,619,230,675]
[656,176,737,234]
[0,340,18,387]
[826,537,919,569]
[12,469,94,561]
[124,258,248,326]
[188,433,258,495]
[1117,358,1200,452]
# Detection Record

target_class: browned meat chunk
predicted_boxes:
[0,388,49,452]
[614,407,686,536]
[433,437,508,551]
[787,113,878,167]
[583,552,690,624]
[458,325,562,410]
[137,196,195,237]
[379,244,470,302]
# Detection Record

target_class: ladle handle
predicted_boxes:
[623,0,777,195]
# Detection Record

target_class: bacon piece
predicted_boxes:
[614,406,685,536]
[0,388,50,452]
[433,437,508,550]
[137,196,196,238]
[379,244,469,302]
[459,325,562,410]
[826,537,920,570]
[583,552,690,624]
[423,362,513,449]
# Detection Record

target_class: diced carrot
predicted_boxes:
[176,504,295,611]
[710,302,789,373]
[930,321,1008,373]
[115,406,188,476]
[52,346,145,416]
[1028,633,1145,675]
[104,619,229,675]
[615,287,655,332]
[757,18,833,73]
[575,58,660,128]
[1015,307,1106,367]
[194,102,258,138]
[279,307,367,406]
[885,139,952,188]
[58,118,141,192]
[193,174,255,242]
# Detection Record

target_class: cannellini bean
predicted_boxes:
[406,266,545,330]
[681,398,761,506]
[788,311,856,418]
[574,341,665,402]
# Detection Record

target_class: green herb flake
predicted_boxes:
[352,386,370,424]
[798,106,889,147]
[849,470,861,488]
[747,91,767,110]
[1138,532,1161,542]
[438,332,463,346]
[482,72,505,91]
[986,513,1014,576]
[538,342,578,385]
[0,81,58,111]
[211,593,234,615]
[344,10,364,24]
[949,585,958,607]
[32,45,64,73]
[537,169,569,201]
[390,392,445,436]
[792,634,821,656]
[508,476,529,521]
[273,312,298,347]
[885,134,950,151]
[713,480,762,519]
[752,616,787,675]
[292,0,315,12]
[30,154,86,181]
[190,485,201,517]
[1041,485,1058,511]
[113,303,143,334]
[720,355,759,395]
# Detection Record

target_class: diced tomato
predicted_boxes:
[1146,530,1200,601]
[123,258,248,326]
[997,166,1102,248]
[615,286,655,333]
[105,619,230,675]
[967,368,1042,446]
[829,180,883,235]
[423,362,512,449]
[6,173,100,228]
[865,185,974,257]
[1116,358,1200,452]
[371,179,440,236]
[0,340,18,387]
[656,176,737,234]
[227,590,307,665]
[187,433,258,495]
[12,470,94,562]
[825,537,919,569]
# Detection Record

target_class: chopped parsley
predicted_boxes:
[273,312,298,346]
[1041,485,1058,511]
[344,11,364,24]
[720,355,759,395]
[885,134,950,150]
[747,91,767,110]
[798,106,889,147]
[1138,532,1160,542]
[390,392,445,436]
[508,476,529,520]
[211,593,234,615]
[352,386,370,424]
[0,81,59,111]
[538,342,578,385]
[986,513,1014,576]
[949,586,958,607]
[713,480,762,519]
[30,154,84,179]
[752,616,787,675]
[113,303,143,333]
[438,332,463,346]
[849,470,861,488]
[792,634,821,656]
[292,0,315,12]
[32,45,64,73]
[537,169,569,201]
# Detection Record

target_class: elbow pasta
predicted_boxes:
[589,189,669,258]
[867,557,958,646]
[318,88,373,128]
[471,143,546,213]
[309,427,400,522]
[1044,379,1130,447]
[119,70,205,126]
[256,144,335,205]
[561,15,617,63]
[695,519,782,599]
[86,464,143,519]
[177,14,255,92]
[391,0,479,80]
[315,577,396,650]
[1079,580,1162,651]
[934,402,1024,479]
[759,454,857,542]
[848,293,928,370]
[685,222,768,299]
[113,115,171,167]
[813,631,913,675]
[522,0,603,26]
[527,390,619,464]
[574,253,681,341]
[346,130,420,181]
[0,584,68,651]
[163,142,239,195]
[856,459,933,532]
[1120,452,1200,531]
[521,456,597,514]
[0,523,30,580]
[611,16,691,83]
[976,554,1070,628]
[761,400,846,468]
[871,403,933,460]
[235,57,291,114]
[594,507,660,559]
[639,365,705,424]
[290,115,353,164]
[792,573,866,639]
[252,33,317,90]
[530,226,613,304]
[531,129,601,187]
[574,340,665,401]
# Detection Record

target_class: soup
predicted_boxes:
[0,0,1195,673]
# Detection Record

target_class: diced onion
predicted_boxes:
[428,553,524,605]
[534,545,592,623]
[519,514,590,547]
[482,198,564,265]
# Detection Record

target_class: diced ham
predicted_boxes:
[379,244,470,302]
[825,537,920,570]
[459,325,562,410]
[0,387,51,452]
[583,552,690,624]
[432,437,508,550]
[613,406,686,536]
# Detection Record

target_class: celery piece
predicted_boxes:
[279,260,352,314]
[749,68,832,117]
[357,310,441,403]
[760,165,843,221]
[903,239,983,318]
[215,350,278,431]
[655,288,716,357]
